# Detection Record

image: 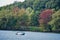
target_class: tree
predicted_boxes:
[39,9,54,31]
[30,11,40,26]
[46,0,60,10]
[48,9,60,32]
[26,7,39,26]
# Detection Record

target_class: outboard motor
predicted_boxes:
[21,33,25,35]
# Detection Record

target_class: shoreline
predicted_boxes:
[0,29,60,34]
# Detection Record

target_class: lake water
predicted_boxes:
[0,30,60,40]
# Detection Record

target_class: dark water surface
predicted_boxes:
[0,30,60,40]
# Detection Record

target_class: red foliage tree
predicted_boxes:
[39,9,54,24]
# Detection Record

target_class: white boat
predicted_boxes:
[16,32,25,35]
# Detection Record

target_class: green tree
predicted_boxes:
[46,0,60,10]
[48,9,60,32]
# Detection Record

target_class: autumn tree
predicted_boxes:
[39,9,54,31]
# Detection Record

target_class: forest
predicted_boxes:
[0,0,60,32]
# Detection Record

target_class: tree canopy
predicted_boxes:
[0,0,60,32]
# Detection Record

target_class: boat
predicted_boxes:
[16,32,25,35]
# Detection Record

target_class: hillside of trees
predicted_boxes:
[0,0,60,32]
